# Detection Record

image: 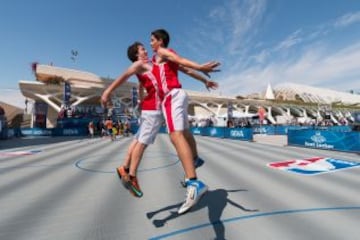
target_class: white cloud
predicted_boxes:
[334,11,360,28]
[252,49,270,63]
[275,29,303,51]
[220,41,360,96]
[214,7,360,96]
[186,2,360,97]
[187,0,267,59]
[226,0,267,53]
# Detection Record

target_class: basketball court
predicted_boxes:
[0,134,359,239]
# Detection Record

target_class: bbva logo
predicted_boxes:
[230,130,244,137]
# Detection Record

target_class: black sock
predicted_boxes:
[189,177,197,181]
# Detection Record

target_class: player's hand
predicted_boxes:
[205,80,219,91]
[200,61,221,73]
[101,91,110,108]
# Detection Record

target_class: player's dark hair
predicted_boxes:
[151,29,170,47]
[127,42,143,62]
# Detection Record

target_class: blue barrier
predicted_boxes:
[190,127,253,141]
[252,126,276,135]
[20,128,87,137]
[202,127,226,138]
[52,128,88,136]
[224,128,253,140]
[288,129,360,153]
[252,125,351,135]
[21,128,52,136]
[57,118,91,128]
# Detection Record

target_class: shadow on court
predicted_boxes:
[146,189,258,240]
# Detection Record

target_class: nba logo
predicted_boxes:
[267,157,360,175]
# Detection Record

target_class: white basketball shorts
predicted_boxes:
[162,88,189,133]
[135,110,163,145]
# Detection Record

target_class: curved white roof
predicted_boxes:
[274,82,360,105]
[35,64,105,89]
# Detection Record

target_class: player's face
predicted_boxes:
[150,35,162,52]
[137,45,148,61]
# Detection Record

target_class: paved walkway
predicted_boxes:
[0,135,359,240]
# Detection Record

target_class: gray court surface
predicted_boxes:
[0,134,359,240]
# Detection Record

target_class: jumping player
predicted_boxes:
[150,28,220,214]
[101,42,218,198]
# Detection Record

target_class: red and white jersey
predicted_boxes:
[152,48,182,96]
[136,69,162,111]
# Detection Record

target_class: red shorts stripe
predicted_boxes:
[164,94,175,132]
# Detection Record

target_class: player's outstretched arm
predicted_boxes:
[101,61,143,107]
[179,66,219,91]
[157,47,221,74]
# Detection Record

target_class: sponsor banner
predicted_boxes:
[158,126,167,134]
[268,157,360,175]
[224,128,253,140]
[203,127,225,138]
[64,82,71,105]
[250,126,350,136]
[189,127,253,141]
[252,126,275,135]
[20,128,87,136]
[288,129,360,153]
[274,125,310,135]
[252,125,310,135]
[52,128,87,136]
[21,128,52,136]
[190,127,205,135]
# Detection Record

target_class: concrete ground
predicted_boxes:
[0,134,359,240]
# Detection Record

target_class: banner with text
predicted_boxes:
[288,129,360,153]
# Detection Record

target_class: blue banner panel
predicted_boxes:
[224,128,253,141]
[202,127,225,138]
[21,128,52,136]
[64,82,71,105]
[288,129,360,153]
[252,126,276,135]
[190,127,205,135]
[274,125,311,135]
[52,128,88,136]
[314,126,352,132]
[189,127,253,141]
[159,126,168,134]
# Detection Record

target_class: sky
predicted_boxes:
[1,0,360,108]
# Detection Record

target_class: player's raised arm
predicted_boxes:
[101,61,144,107]
[157,47,221,74]
[179,66,219,91]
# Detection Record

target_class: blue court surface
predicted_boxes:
[0,135,359,240]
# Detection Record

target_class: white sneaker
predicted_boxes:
[178,180,208,214]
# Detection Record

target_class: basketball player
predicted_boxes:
[150,28,220,214]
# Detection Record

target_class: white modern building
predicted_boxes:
[19,64,360,128]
